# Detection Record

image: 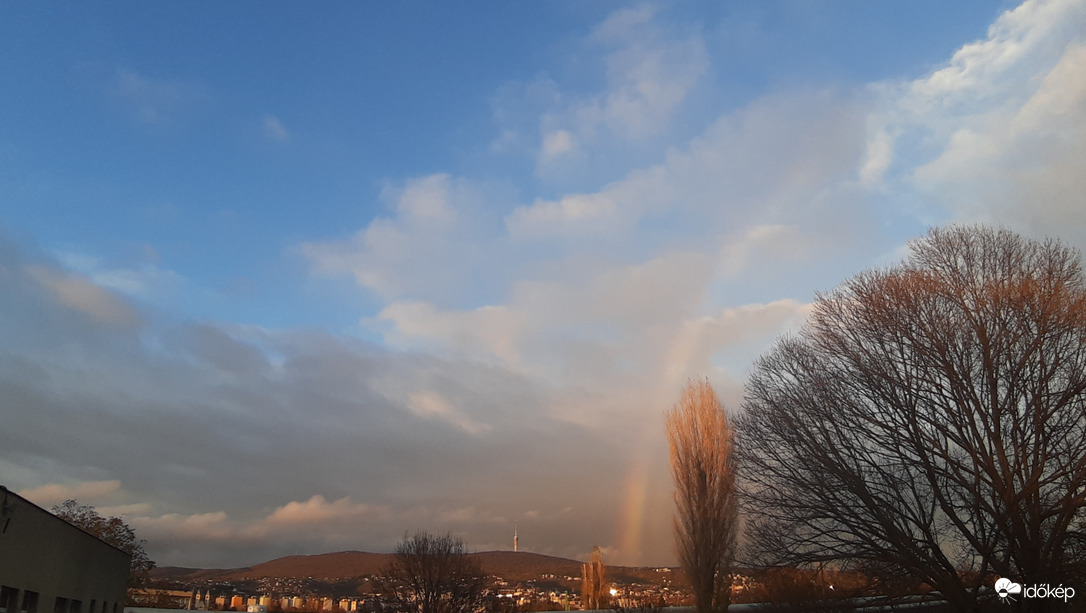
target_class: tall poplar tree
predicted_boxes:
[666,379,739,613]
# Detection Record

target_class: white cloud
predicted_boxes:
[97,503,152,517]
[124,494,516,564]
[265,495,389,525]
[376,301,526,366]
[406,390,491,435]
[859,126,895,187]
[904,0,1082,112]
[488,5,709,183]
[133,511,241,543]
[870,0,1086,247]
[431,506,506,525]
[715,224,840,281]
[323,50,878,457]
[26,265,142,328]
[375,246,810,435]
[566,5,707,143]
[509,90,869,243]
[111,68,206,125]
[263,114,290,142]
[52,250,186,312]
[378,251,711,370]
[582,6,708,140]
[114,493,395,552]
[913,40,1086,239]
[20,480,123,507]
[506,192,622,238]
[300,174,503,303]
[541,129,575,158]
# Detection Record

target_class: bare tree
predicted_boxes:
[582,545,607,610]
[666,379,739,613]
[52,499,156,594]
[739,226,1086,611]
[377,531,488,613]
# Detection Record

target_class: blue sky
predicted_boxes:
[3,0,1085,568]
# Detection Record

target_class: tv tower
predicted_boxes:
[514,523,519,552]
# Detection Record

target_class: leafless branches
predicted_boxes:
[377,532,487,613]
[667,380,739,613]
[739,226,1086,611]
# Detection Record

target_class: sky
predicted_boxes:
[2,0,1086,569]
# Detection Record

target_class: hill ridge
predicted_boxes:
[151,550,673,583]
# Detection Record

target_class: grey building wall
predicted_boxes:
[0,487,130,613]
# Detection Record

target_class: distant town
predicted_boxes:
[137,550,702,612]
[133,548,871,612]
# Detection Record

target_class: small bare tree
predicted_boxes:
[739,226,1086,612]
[378,532,487,613]
[666,379,739,613]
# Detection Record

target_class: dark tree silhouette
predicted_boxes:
[667,380,738,613]
[739,226,1086,612]
[378,532,487,613]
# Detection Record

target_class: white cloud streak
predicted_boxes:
[21,480,123,507]
[25,265,143,328]
[111,68,207,125]
[263,114,290,142]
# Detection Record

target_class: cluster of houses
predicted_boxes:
[134,591,368,612]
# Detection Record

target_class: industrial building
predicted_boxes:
[0,487,130,613]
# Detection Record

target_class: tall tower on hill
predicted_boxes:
[514,523,519,552]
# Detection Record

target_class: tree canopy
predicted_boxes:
[378,531,487,613]
[739,226,1086,611]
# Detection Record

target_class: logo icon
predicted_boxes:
[995,577,1023,601]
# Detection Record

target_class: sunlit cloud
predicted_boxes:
[872,0,1086,247]
[20,480,123,507]
[265,495,390,525]
[25,265,142,328]
[133,511,242,543]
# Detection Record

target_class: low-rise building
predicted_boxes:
[0,487,131,613]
